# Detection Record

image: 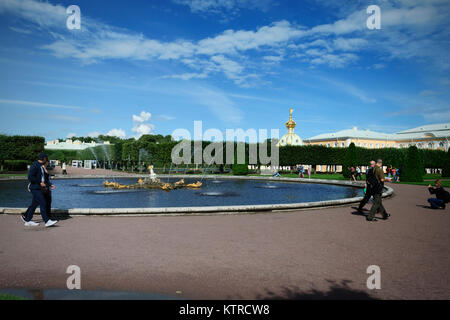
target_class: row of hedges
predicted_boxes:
[2,133,446,180]
[0,135,45,162]
[44,139,448,171]
[279,144,447,169]
[0,135,45,171]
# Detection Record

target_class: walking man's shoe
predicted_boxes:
[366,217,378,222]
[45,220,58,227]
[24,221,39,227]
[382,213,391,220]
[21,214,26,222]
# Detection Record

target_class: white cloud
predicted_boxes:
[315,75,376,103]
[182,85,244,123]
[0,99,84,110]
[154,114,175,121]
[66,132,76,138]
[88,131,101,138]
[106,128,126,139]
[2,0,450,85]
[164,72,209,80]
[173,0,273,13]
[132,111,152,123]
[131,111,154,138]
[131,123,154,137]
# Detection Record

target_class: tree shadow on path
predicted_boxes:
[256,280,379,300]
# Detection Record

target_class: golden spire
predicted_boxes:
[285,108,296,131]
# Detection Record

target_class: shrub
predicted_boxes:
[4,160,29,171]
[342,142,358,178]
[442,150,450,178]
[232,143,248,175]
[401,146,424,182]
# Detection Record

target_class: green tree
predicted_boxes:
[232,143,249,175]
[442,149,450,178]
[342,142,358,178]
[401,146,424,182]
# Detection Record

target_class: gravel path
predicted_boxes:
[0,183,448,299]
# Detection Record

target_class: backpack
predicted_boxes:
[366,167,382,193]
[444,190,450,203]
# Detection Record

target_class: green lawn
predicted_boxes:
[0,173,27,177]
[278,173,347,180]
[0,293,27,300]
[398,180,450,188]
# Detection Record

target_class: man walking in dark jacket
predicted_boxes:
[428,180,449,209]
[23,153,58,227]
[366,159,390,222]
[358,161,376,212]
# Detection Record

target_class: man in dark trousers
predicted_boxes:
[22,153,58,227]
[427,180,449,209]
[358,160,376,212]
[366,159,390,222]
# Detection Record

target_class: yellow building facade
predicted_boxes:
[304,124,450,151]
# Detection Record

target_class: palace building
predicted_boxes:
[303,123,450,151]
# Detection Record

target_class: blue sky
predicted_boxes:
[0,0,449,141]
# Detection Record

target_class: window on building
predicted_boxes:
[369,143,373,148]
[334,142,338,147]
[357,142,361,147]
[327,143,331,147]
[439,142,444,148]
[376,143,379,148]
[428,143,433,149]
[364,143,367,147]
[341,142,345,147]
[381,143,385,148]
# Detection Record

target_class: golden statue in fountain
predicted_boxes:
[103,165,202,191]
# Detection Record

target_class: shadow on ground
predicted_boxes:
[256,280,378,300]
[49,212,72,221]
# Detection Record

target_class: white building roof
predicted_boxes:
[45,140,110,150]
[306,123,450,142]
[397,123,450,134]
[307,127,395,141]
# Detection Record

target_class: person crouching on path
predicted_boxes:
[427,180,449,209]
[22,153,58,227]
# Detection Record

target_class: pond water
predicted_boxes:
[0,178,363,209]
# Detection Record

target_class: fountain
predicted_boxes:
[103,163,202,191]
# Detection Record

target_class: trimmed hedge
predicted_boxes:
[0,135,44,162]
[342,142,358,178]
[442,150,450,178]
[4,160,29,171]
[400,146,424,182]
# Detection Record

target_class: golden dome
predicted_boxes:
[278,108,303,147]
[285,108,296,130]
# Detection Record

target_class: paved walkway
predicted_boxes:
[0,183,448,299]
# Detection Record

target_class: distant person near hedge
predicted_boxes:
[22,153,58,227]
[427,180,449,209]
[62,162,67,175]
[349,166,356,181]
